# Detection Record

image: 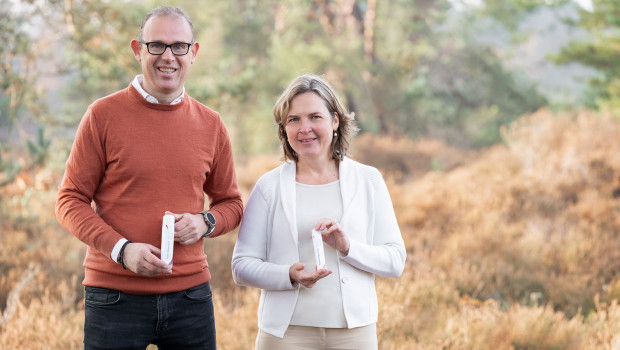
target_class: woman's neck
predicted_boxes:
[295,157,339,185]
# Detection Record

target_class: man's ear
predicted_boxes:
[190,42,199,64]
[130,39,142,61]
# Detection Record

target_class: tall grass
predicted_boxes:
[2,109,620,348]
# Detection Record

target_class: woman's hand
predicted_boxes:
[315,218,350,256]
[289,263,332,288]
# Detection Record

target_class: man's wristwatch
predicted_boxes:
[199,211,216,237]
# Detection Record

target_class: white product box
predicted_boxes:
[311,229,326,270]
[161,214,175,268]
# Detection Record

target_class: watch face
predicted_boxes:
[205,212,216,226]
[202,211,216,237]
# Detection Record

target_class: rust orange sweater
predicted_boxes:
[56,84,243,294]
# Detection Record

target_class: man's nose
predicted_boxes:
[160,46,176,60]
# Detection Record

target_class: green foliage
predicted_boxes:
[553,0,620,111]
[26,127,51,167]
[6,0,562,157]
[473,0,568,29]
[162,0,546,149]
[61,1,149,113]
[370,1,548,146]
[0,1,42,132]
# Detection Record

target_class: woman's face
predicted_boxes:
[284,92,339,162]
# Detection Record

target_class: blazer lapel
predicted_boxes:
[339,157,357,223]
[279,158,357,245]
[279,161,299,245]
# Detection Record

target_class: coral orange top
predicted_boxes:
[56,84,243,294]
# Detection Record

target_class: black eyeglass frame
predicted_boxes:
[138,39,195,56]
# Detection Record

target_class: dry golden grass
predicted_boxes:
[351,133,478,182]
[3,109,620,348]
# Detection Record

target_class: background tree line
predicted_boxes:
[3,2,620,347]
[1,0,616,173]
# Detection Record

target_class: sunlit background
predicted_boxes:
[2,0,620,349]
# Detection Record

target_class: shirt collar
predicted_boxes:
[131,75,185,105]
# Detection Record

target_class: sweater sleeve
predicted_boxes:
[202,118,243,237]
[55,107,124,257]
[340,168,407,277]
[231,180,297,290]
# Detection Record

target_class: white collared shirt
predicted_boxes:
[131,74,185,105]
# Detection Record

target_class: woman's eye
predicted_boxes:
[287,117,298,123]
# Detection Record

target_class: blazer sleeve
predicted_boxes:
[340,169,407,277]
[231,181,297,290]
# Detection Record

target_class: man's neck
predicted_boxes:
[133,75,184,104]
[143,85,182,105]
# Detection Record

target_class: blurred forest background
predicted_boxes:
[3,0,620,348]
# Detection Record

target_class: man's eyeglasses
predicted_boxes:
[139,40,194,56]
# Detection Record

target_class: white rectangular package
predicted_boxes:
[161,214,175,268]
[311,229,326,270]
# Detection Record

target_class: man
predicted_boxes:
[55,6,243,349]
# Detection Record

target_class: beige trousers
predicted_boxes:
[255,324,378,350]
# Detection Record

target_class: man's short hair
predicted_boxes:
[139,6,194,41]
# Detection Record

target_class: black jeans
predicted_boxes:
[84,282,216,350]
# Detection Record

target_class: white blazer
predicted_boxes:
[232,157,406,338]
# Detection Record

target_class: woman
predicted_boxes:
[232,74,406,350]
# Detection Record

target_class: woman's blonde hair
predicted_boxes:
[273,74,359,162]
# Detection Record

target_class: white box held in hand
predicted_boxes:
[161,214,175,268]
[311,229,326,270]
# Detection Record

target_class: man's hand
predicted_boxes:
[289,263,332,288]
[165,211,208,245]
[122,243,172,276]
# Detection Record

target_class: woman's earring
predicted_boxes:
[333,131,338,137]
